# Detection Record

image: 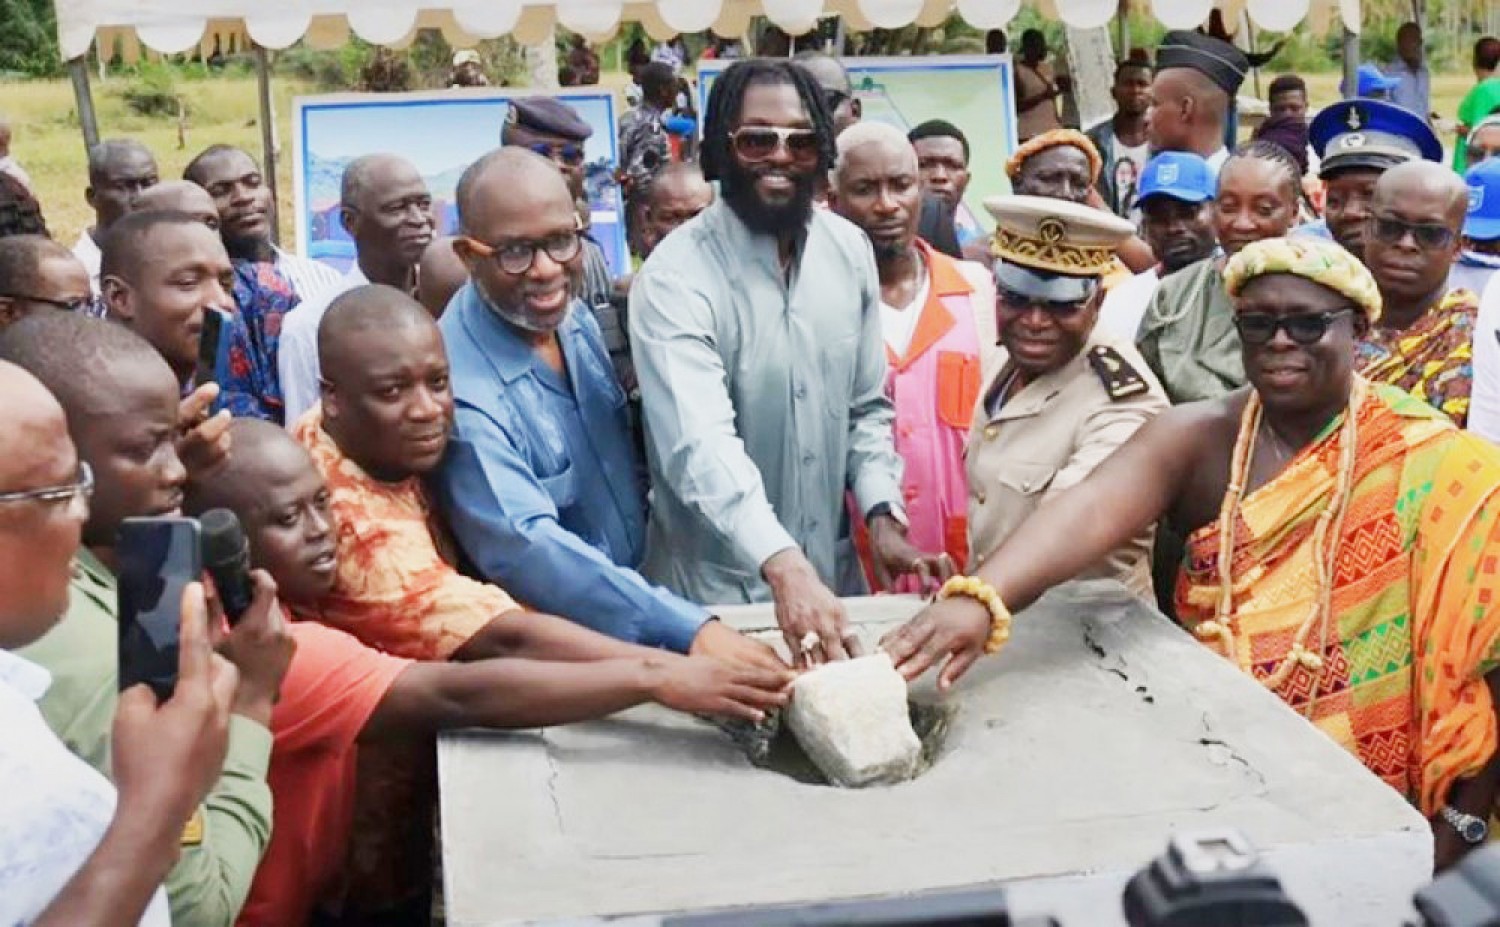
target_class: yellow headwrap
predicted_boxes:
[1223,237,1383,323]
[1005,129,1103,185]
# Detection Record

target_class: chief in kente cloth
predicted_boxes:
[968,196,1167,600]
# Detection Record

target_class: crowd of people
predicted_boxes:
[5,25,1500,927]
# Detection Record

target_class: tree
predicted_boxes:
[0,0,61,75]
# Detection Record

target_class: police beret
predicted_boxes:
[507,96,593,142]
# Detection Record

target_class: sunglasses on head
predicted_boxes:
[528,142,586,166]
[728,126,821,164]
[1234,308,1353,346]
[1367,214,1457,250]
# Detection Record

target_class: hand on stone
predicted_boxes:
[868,515,955,595]
[763,548,857,668]
[650,654,793,723]
[879,597,991,690]
[690,619,792,675]
[177,383,232,483]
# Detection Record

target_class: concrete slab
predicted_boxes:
[438,583,1431,926]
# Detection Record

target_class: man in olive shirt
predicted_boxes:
[0,311,293,927]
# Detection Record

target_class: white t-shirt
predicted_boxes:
[72,230,102,296]
[1469,271,1500,444]
[1110,137,1151,219]
[1095,267,1160,343]
[0,650,170,927]
[278,263,367,427]
[880,267,930,358]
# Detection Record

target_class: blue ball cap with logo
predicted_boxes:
[1343,63,1402,99]
[1137,151,1215,206]
[1311,98,1443,178]
[1464,158,1500,242]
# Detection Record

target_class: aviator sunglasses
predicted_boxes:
[1234,309,1353,346]
[729,126,821,165]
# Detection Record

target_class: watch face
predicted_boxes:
[1464,819,1488,843]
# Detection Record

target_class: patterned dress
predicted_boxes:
[1177,382,1500,814]
[1356,287,1478,427]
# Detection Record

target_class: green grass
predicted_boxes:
[0,69,1481,247]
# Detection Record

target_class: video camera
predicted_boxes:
[664,830,1500,926]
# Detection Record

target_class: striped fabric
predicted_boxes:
[273,248,342,303]
[1178,382,1500,814]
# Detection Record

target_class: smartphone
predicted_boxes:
[117,516,202,700]
[193,307,226,389]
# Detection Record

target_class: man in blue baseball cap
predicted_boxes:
[1305,98,1444,262]
[1451,158,1500,295]
[1097,151,1218,340]
[1344,63,1402,101]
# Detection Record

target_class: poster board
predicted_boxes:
[292,88,628,277]
[696,55,1019,242]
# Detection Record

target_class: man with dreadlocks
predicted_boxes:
[629,59,949,667]
[882,236,1500,871]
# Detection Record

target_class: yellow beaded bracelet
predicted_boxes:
[936,575,1013,655]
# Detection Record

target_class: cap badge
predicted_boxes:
[1472,185,1485,213]
[1158,163,1179,185]
[1339,132,1365,150]
[1038,217,1066,244]
[1345,106,1365,131]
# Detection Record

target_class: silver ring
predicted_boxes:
[800,631,821,653]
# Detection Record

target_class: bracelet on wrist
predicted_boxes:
[936,575,1013,655]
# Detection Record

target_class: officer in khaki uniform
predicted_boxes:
[967,195,1168,599]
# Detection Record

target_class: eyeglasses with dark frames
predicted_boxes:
[0,462,94,508]
[1234,309,1353,346]
[462,229,584,276]
[1367,214,1457,251]
[0,293,93,313]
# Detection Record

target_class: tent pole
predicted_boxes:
[69,54,101,153]
[254,44,280,247]
[1341,28,1358,101]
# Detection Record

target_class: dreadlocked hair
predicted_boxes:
[1228,139,1307,210]
[699,58,837,183]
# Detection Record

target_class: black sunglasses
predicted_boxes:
[997,285,1091,317]
[1234,309,1353,346]
[528,142,586,166]
[1368,214,1457,251]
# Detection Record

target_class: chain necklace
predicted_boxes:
[1194,380,1366,717]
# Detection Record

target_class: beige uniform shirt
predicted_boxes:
[966,332,1168,599]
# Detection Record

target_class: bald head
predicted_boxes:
[416,237,469,319]
[0,310,172,420]
[341,154,421,210]
[643,163,713,256]
[185,418,308,520]
[0,359,81,647]
[832,122,917,185]
[134,181,219,229]
[793,51,859,133]
[86,139,159,232]
[318,284,438,384]
[457,147,571,236]
[1373,160,1470,227]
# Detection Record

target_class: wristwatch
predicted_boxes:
[1440,805,1490,844]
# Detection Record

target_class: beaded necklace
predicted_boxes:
[1192,379,1366,717]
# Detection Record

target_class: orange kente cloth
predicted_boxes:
[1177,381,1500,814]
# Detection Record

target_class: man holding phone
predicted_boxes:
[0,359,238,926]
[0,312,294,927]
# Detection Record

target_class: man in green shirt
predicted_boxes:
[1454,37,1500,175]
[0,310,294,927]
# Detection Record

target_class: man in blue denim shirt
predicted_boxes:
[434,148,783,669]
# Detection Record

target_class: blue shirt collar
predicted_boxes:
[454,281,587,385]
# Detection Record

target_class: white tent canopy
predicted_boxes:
[55,0,1363,61]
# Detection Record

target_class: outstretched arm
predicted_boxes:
[361,652,794,741]
[882,404,1202,687]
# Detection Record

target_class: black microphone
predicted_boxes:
[199,508,255,625]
